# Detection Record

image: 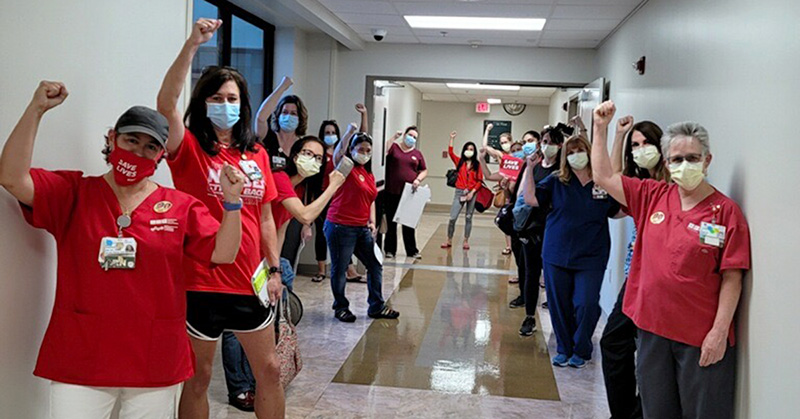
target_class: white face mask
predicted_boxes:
[352,150,371,165]
[295,154,321,178]
[542,144,559,159]
[501,142,511,152]
[567,151,589,170]
[632,144,661,170]
[669,160,705,190]
[463,150,475,159]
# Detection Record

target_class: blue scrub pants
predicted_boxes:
[543,262,605,359]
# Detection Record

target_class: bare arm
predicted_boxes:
[478,147,504,181]
[260,202,282,303]
[699,269,743,367]
[523,155,543,207]
[356,103,368,133]
[210,163,245,264]
[482,124,503,160]
[157,18,222,155]
[255,76,293,140]
[386,130,401,156]
[282,172,345,224]
[611,115,633,174]
[368,202,377,237]
[591,101,627,207]
[0,81,68,206]
[333,123,358,166]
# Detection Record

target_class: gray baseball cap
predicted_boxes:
[114,106,169,149]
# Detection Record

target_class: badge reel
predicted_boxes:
[98,213,138,271]
[592,184,609,200]
[239,159,263,181]
[699,204,726,248]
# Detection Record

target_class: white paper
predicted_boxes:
[374,242,384,266]
[392,183,431,229]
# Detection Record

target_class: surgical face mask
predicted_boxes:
[669,160,705,191]
[567,152,589,170]
[522,142,537,156]
[404,135,417,148]
[632,144,661,170]
[109,139,160,185]
[542,144,559,159]
[352,150,372,165]
[279,114,299,132]
[463,150,475,159]
[295,154,321,178]
[512,151,525,159]
[323,134,338,146]
[501,142,511,152]
[206,102,240,131]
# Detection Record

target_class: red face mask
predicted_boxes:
[109,139,161,185]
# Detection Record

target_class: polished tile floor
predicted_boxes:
[206,211,611,418]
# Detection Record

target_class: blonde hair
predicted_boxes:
[558,134,591,184]
[499,132,513,142]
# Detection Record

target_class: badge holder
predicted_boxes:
[699,204,726,248]
[239,159,263,181]
[251,259,273,308]
[98,212,138,271]
[592,184,609,200]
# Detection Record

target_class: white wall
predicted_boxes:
[595,0,800,416]
[0,1,189,417]
[419,101,550,205]
[548,88,581,126]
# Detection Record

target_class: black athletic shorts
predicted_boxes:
[186,291,275,341]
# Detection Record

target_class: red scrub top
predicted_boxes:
[327,165,377,226]
[271,171,298,229]
[21,169,218,387]
[168,129,278,295]
[621,177,751,348]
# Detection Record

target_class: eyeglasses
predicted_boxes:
[299,148,324,163]
[667,154,703,165]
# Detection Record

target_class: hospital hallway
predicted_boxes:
[208,210,609,418]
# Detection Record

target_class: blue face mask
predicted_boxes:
[279,114,299,132]
[523,142,537,156]
[323,134,338,146]
[404,135,417,148]
[512,151,525,159]
[206,103,240,131]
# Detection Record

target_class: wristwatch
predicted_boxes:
[268,266,283,275]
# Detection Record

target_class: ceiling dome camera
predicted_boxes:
[371,28,387,42]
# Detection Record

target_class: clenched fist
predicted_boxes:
[593,101,616,128]
[190,18,222,46]
[220,162,245,202]
[31,81,68,114]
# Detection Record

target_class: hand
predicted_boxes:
[348,122,359,132]
[267,275,282,306]
[189,18,222,46]
[450,131,457,140]
[411,179,421,191]
[355,103,367,114]
[594,101,616,128]
[699,328,728,367]
[279,76,293,89]
[31,81,68,114]
[478,147,487,158]
[329,170,346,188]
[301,224,313,242]
[392,130,403,140]
[466,191,475,201]
[220,162,245,202]
[570,115,586,130]
[368,222,377,237]
[485,123,493,133]
[616,115,634,135]
[527,152,543,167]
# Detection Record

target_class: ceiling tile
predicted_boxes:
[539,38,598,48]
[358,34,420,43]
[422,93,460,102]
[392,2,552,18]
[540,29,609,41]
[543,18,619,31]
[551,5,634,19]
[318,0,396,14]
[335,13,409,26]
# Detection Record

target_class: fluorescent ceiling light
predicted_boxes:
[447,83,520,91]
[405,16,545,31]
[487,98,502,104]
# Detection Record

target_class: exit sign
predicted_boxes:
[475,102,490,113]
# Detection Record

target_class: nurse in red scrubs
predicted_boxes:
[0,81,244,418]
[592,101,751,419]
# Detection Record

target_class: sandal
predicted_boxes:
[462,242,470,250]
[502,247,512,255]
[368,306,400,319]
[335,309,357,323]
[508,277,519,284]
[311,273,326,283]
[346,275,364,283]
[441,242,452,249]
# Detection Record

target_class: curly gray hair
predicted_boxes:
[661,122,710,159]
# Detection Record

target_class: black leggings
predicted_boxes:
[520,236,543,317]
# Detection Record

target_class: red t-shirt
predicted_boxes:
[385,143,426,195]
[327,165,377,226]
[448,146,482,191]
[21,169,218,387]
[168,129,278,295]
[321,152,335,190]
[621,177,751,348]
[271,171,298,229]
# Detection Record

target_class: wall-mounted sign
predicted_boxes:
[475,102,490,113]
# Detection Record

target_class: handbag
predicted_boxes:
[445,169,458,188]
[474,183,494,213]
[275,288,303,389]
[492,186,506,208]
[494,203,516,236]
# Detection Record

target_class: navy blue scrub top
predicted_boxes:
[536,173,620,270]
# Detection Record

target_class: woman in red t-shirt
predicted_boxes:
[482,123,516,255]
[325,127,400,323]
[442,130,482,250]
[592,101,751,419]
[157,19,285,418]
[0,81,244,417]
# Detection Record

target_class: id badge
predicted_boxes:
[250,259,272,307]
[699,222,726,248]
[271,155,286,171]
[592,185,609,200]
[239,160,263,181]
[98,237,137,270]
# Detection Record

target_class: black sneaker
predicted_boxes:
[228,391,255,412]
[335,309,357,323]
[519,316,537,336]
[509,295,525,308]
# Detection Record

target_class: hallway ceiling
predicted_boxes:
[409,82,556,106]
[315,0,646,48]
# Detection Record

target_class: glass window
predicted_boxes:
[231,15,265,113]
[191,0,221,88]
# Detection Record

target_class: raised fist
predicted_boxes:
[593,101,616,128]
[450,131,457,139]
[220,162,245,201]
[616,115,634,134]
[31,81,68,113]
[355,103,367,114]
[190,18,222,46]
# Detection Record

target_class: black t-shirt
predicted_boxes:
[526,161,560,233]
[263,129,289,171]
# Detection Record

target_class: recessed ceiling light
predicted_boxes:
[447,83,520,91]
[405,16,545,31]
[487,98,502,104]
